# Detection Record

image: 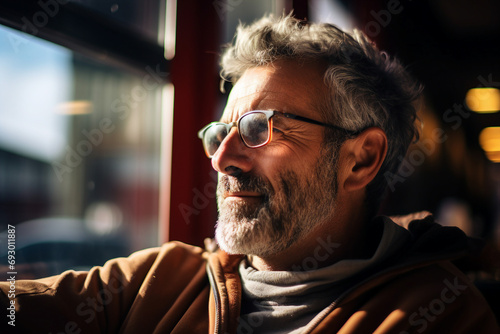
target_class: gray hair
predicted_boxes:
[220,13,422,210]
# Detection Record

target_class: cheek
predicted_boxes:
[257,157,317,198]
[256,144,321,172]
[251,141,324,191]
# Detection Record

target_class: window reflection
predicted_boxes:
[0,25,165,279]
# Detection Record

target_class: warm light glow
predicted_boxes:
[159,84,175,243]
[485,151,500,163]
[164,0,177,60]
[479,127,500,162]
[465,88,500,113]
[57,100,93,115]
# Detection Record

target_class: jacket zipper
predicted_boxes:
[206,262,221,334]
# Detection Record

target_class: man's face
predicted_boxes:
[212,61,341,257]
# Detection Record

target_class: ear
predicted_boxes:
[342,127,387,192]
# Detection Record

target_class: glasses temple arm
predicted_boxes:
[282,113,360,135]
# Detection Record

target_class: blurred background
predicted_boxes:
[0,0,499,295]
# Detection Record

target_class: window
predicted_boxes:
[0,1,171,279]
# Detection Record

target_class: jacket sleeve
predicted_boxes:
[0,246,164,334]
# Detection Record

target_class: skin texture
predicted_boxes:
[212,60,388,271]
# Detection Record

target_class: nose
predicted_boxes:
[211,128,253,176]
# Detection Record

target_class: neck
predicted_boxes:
[248,210,374,271]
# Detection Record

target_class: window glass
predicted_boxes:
[68,0,165,45]
[0,25,165,279]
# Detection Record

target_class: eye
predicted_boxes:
[272,127,284,134]
[270,117,287,135]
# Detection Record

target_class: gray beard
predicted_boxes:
[215,147,339,257]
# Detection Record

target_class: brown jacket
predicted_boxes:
[1,216,499,333]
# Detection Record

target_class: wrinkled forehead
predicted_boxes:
[221,61,329,123]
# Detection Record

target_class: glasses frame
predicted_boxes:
[197,110,359,158]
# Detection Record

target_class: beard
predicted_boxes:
[215,144,340,257]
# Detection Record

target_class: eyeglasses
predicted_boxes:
[197,110,358,158]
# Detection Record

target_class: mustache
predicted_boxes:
[217,173,272,196]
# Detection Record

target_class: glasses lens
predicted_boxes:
[239,112,270,147]
[203,123,228,156]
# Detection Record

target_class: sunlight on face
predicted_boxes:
[215,145,339,256]
[214,61,340,256]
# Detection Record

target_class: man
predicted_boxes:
[1,14,498,334]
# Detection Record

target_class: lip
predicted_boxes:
[223,192,263,200]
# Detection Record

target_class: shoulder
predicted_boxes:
[339,261,499,333]
[8,241,208,294]
[395,262,498,333]
[93,241,209,280]
[369,261,484,310]
[124,241,207,265]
